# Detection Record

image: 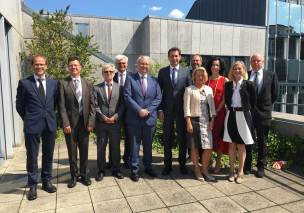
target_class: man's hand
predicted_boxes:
[108,116,116,124]
[158,111,164,122]
[139,109,149,118]
[63,126,72,134]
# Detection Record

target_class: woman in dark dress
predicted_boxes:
[223,61,256,184]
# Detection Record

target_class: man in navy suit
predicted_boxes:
[158,47,191,175]
[16,55,58,200]
[113,54,132,169]
[124,56,162,181]
[245,53,278,178]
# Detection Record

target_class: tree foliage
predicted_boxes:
[21,6,98,81]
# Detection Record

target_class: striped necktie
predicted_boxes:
[74,79,83,112]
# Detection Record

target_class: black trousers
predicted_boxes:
[25,121,56,186]
[96,124,121,173]
[122,124,130,164]
[65,116,89,177]
[245,124,270,170]
[163,114,187,168]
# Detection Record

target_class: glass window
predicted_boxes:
[276,37,286,58]
[300,60,304,82]
[75,23,89,36]
[288,59,300,82]
[276,58,288,81]
[268,0,277,26]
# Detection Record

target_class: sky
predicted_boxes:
[24,0,195,20]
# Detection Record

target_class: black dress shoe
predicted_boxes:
[256,167,265,178]
[113,171,124,179]
[130,174,139,182]
[79,176,92,186]
[67,177,77,188]
[95,172,104,182]
[144,168,158,178]
[27,185,37,201]
[180,165,188,175]
[42,181,57,193]
[162,166,172,176]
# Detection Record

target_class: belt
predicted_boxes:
[229,107,243,111]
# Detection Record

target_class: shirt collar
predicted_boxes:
[138,73,147,78]
[71,76,81,81]
[105,80,113,86]
[254,68,263,75]
[170,64,180,71]
[233,78,243,87]
[118,70,127,76]
[34,74,46,81]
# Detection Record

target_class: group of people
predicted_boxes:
[16,47,278,201]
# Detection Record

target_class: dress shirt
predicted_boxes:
[118,70,127,86]
[105,81,113,100]
[71,76,82,96]
[231,78,243,107]
[139,73,148,90]
[34,74,46,94]
[249,69,263,93]
[170,64,179,83]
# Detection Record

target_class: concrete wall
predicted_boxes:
[0,0,24,160]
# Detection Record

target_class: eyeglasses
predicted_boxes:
[103,71,114,74]
[34,64,46,67]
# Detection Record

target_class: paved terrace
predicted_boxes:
[0,142,304,213]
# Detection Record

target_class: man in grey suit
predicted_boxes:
[158,47,192,175]
[95,64,124,181]
[59,56,95,188]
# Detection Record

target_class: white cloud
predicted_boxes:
[150,6,162,11]
[168,9,185,19]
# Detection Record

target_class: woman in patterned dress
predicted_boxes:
[184,67,217,182]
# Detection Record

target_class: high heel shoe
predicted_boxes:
[194,166,205,182]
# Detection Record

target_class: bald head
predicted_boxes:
[251,53,264,72]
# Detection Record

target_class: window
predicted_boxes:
[75,23,89,36]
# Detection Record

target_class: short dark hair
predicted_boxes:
[31,54,47,65]
[68,56,81,65]
[168,47,181,56]
[206,57,226,76]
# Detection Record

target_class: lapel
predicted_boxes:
[30,75,45,104]
[175,66,183,88]
[239,80,247,102]
[67,76,77,100]
[45,78,52,103]
[113,72,118,83]
[81,78,88,101]
[146,75,153,98]
[259,69,266,95]
[109,82,118,106]
[164,66,173,88]
[100,82,108,105]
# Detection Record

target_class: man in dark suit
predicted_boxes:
[245,53,278,178]
[124,56,162,181]
[95,64,125,181]
[59,56,95,187]
[16,55,58,200]
[158,47,191,175]
[113,54,132,169]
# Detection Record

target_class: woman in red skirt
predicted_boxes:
[206,57,229,173]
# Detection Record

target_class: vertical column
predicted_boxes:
[281,93,287,113]
[293,92,299,115]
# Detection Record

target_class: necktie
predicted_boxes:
[120,73,124,86]
[141,76,147,96]
[254,72,259,94]
[74,79,82,112]
[107,83,112,103]
[38,78,45,99]
[172,68,176,87]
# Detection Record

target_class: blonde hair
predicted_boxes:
[102,63,115,73]
[192,66,208,83]
[228,61,248,81]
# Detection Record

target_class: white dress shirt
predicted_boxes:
[104,81,113,100]
[34,74,46,94]
[231,78,243,107]
[249,68,263,93]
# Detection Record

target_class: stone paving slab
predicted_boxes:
[1,142,304,213]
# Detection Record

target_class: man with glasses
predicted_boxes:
[94,64,125,181]
[59,56,95,188]
[16,55,58,200]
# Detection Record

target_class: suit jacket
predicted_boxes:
[94,81,124,127]
[248,70,278,124]
[158,66,191,116]
[113,70,132,85]
[16,75,58,134]
[225,80,257,112]
[58,76,95,129]
[124,72,162,126]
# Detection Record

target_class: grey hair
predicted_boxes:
[102,63,115,72]
[136,55,150,64]
[115,54,128,63]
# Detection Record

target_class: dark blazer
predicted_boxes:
[225,80,257,112]
[94,81,124,126]
[157,66,191,115]
[248,70,278,123]
[58,76,95,129]
[124,73,162,126]
[16,75,58,134]
[113,70,132,85]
